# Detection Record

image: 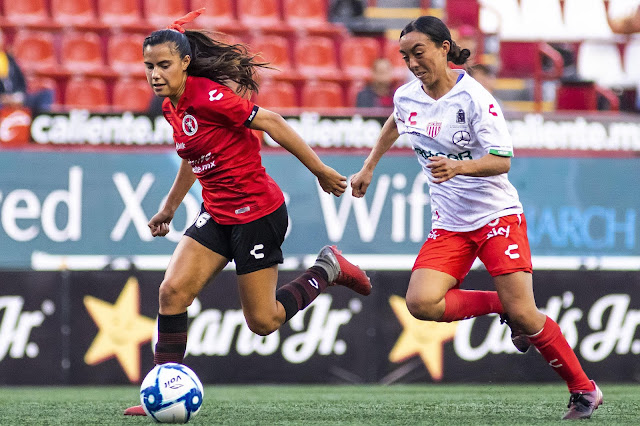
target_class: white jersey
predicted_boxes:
[393,70,523,232]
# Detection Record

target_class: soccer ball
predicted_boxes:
[140,363,204,423]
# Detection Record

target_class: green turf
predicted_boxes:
[0,384,637,425]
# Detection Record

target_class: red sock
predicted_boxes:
[439,290,503,322]
[529,316,594,393]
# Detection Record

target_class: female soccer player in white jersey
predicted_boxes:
[350,16,602,420]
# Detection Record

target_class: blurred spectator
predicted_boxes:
[450,25,479,67]
[0,29,54,115]
[467,63,496,93]
[356,58,395,108]
[329,0,365,21]
[148,94,163,116]
[608,3,640,34]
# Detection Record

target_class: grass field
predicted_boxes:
[0,384,638,425]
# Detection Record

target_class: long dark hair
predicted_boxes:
[143,29,271,95]
[400,16,470,65]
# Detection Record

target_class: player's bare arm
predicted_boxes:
[427,153,510,184]
[250,107,347,197]
[351,114,400,198]
[149,158,197,237]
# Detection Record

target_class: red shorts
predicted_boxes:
[413,214,533,282]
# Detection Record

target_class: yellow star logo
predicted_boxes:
[84,276,155,382]
[388,295,459,381]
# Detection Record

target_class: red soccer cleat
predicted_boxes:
[123,405,146,416]
[325,245,371,296]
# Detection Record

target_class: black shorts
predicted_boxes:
[184,202,288,275]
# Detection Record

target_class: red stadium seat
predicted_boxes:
[237,0,292,34]
[446,0,480,29]
[64,76,109,111]
[60,31,111,76]
[301,80,344,108]
[112,78,153,112]
[97,0,147,31]
[340,37,381,79]
[254,80,297,109]
[294,36,341,79]
[188,0,247,34]
[249,35,297,81]
[108,33,146,77]
[50,0,102,29]
[282,0,344,35]
[383,38,409,81]
[143,0,186,29]
[1,0,57,29]
[11,31,60,75]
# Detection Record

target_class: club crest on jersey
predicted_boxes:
[456,109,465,123]
[426,121,442,138]
[182,114,198,136]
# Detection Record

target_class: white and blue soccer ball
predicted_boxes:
[140,363,204,423]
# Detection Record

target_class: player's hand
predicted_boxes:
[148,210,174,237]
[316,165,347,197]
[427,156,459,183]
[350,168,373,198]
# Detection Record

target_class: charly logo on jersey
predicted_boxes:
[209,89,223,101]
[452,130,472,148]
[426,121,442,138]
[182,114,198,136]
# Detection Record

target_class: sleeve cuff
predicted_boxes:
[489,148,513,157]
[243,105,259,127]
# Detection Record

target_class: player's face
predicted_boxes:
[399,31,450,88]
[143,42,190,103]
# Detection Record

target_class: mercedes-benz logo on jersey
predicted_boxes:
[182,114,198,136]
[452,130,471,147]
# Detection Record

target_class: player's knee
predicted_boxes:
[245,315,280,336]
[158,280,196,311]
[405,295,443,321]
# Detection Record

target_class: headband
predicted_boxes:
[166,8,205,33]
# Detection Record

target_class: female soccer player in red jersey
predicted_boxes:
[351,16,601,420]
[125,10,371,416]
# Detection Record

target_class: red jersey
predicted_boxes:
[163,76,284,225]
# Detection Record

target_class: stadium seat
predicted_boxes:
[499,41,564,111]
[50,0,102,29]
[143,0,186,29]
[294,36,341,79]
[249,35,297,80]
[1,0,58,29]
[623,38,640,81]
[60,31,112,77]
[237,0,292,34]
[577,41,628,87]
[564,0,613,40]
[26,75,60,107]
[64,76,109,111]
[282,0,344,36]
[97,0,147,31]
[478,0,522,39]
[519,0,566,41]
[340,37,381,79]
[11,31,60,76]
[108,33,146,77]
[188,0,246,34]
[301,80,344,108]
[254,80,297,109]
[112,78,152,112]
[446,0,479,29]
[383,38,410,81]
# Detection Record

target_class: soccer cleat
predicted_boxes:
[316,245,371,296]
[500,314,532,353]
[562,381,603,420]
[123,405,146,416]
